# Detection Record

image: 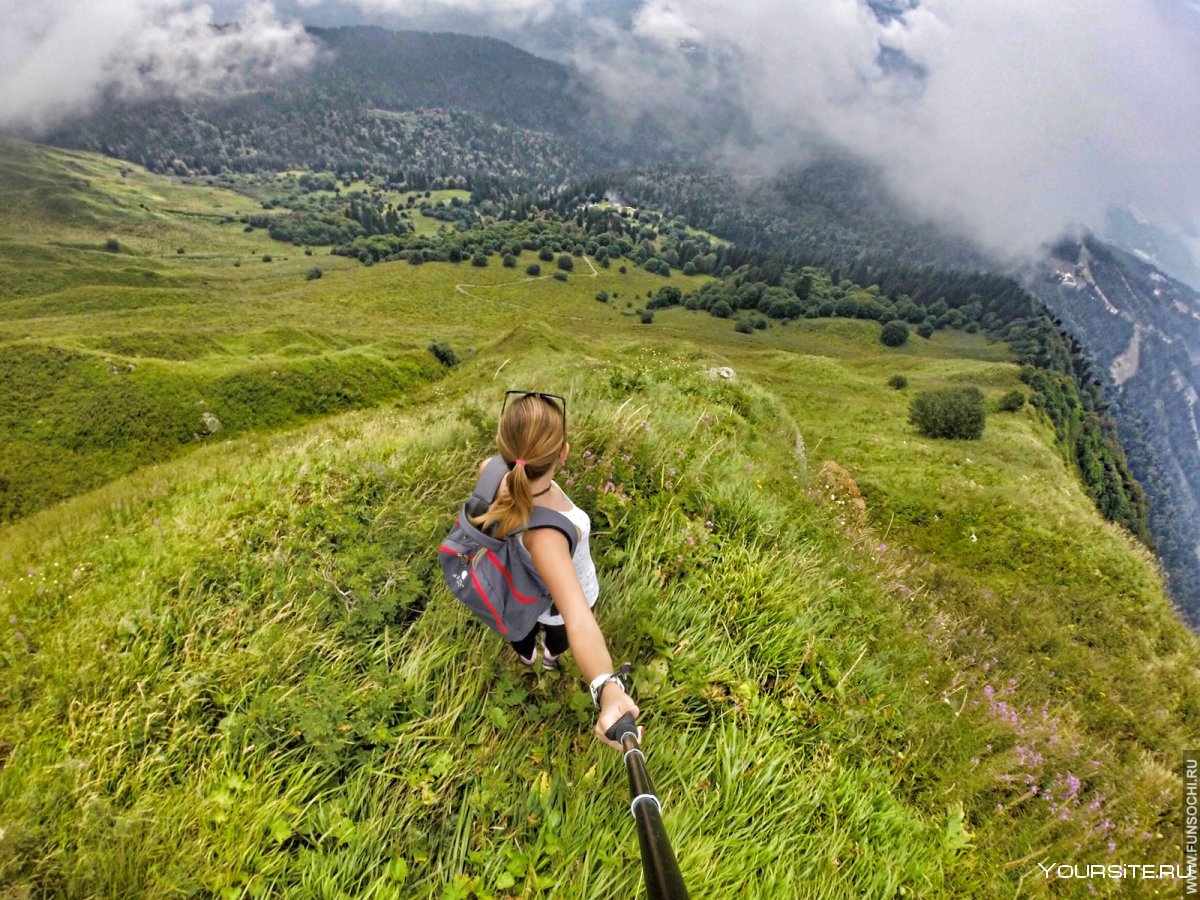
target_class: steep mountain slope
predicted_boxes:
[40,27,591,189]
[2,140,1199,898]
[1103,206,1200,293]
[1033,236,1200,618]
[39,26,677,190]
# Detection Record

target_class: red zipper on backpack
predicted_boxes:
[485,550,540,605]
[470,567,507,634]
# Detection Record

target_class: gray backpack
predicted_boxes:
[439,456,577,638]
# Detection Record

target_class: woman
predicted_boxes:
[470,391,640,750]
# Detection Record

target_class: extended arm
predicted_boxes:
[526,528,640,748]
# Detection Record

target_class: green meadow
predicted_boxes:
[1,141,1198,898]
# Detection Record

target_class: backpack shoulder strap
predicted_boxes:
[526,507,579,557]
[470,458,579,555]
[472,455,509,503]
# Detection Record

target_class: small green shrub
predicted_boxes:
[104,237,120,252]
[908,387,986,440]
[471,253,488,267]
[553,271,568,282]
[639,310,654,324]
[917,321,935,339]
[428,342,460,367]
[735,319,755,334]
[262,254,273,263]
[888,374,908,390]
[996,389,1027,412]
[305,267,323,281]
[502,253,517,268]
[557,254,574,272]
[525,263,541,276]
[595,291,609,302]
[538,247,554,262]
[880,320,910,347]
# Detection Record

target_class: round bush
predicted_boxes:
[525,263,541,276]
[639,310,654,324]
[552,271,568,282]
[917,321,935,339]
[888,374,908,390]
[880,320,910,347]
[428,342,459,367]
[908,387,986,439]
[996,389,1027,412]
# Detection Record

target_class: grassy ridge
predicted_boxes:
[2,353,1196,897]
[2,141,1199,897]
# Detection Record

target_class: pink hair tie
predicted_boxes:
[515,458,526,466]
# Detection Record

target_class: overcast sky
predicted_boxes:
[2,0,1197,262]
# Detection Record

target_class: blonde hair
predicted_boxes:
[470,394,566,538]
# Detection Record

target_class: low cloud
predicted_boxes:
[305,0,1200,258]
[608,0,1200,260]
[0,0,317,133]
[294,0,575,26]
[5,0,1197,260]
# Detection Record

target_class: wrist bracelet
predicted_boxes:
[589,672,623,707]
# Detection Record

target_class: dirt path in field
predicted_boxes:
[453,254,600,320]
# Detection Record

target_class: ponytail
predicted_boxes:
[470,395,565,538]
[476,462,535,539]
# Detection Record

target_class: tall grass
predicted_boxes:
[3,354,1197,898]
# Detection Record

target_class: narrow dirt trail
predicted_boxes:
[453,255,600,321]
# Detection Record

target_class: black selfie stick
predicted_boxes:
[604,711,690,900]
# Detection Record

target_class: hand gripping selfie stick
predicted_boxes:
[604,712,690,900]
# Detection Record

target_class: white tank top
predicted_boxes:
[524,485,599,626]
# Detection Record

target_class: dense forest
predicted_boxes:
[43,27,670,192]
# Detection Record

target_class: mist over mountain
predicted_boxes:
[195,0,1200,264]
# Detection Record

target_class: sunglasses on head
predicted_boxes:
[501,390,567,431]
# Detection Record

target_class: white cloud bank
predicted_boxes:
[0,0,317,133]
[610,0,1200,258]
[3,0,1197,257]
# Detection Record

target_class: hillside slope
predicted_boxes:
[39,27,618,189]
[1034,236,1200,618]
[1,143,1199,898]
